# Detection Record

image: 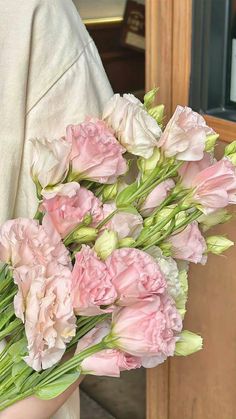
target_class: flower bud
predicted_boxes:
[175,330,203,356]
[205,133,219,152]
[137,148,160,177]
[143,88,159,109]
[94,230,118,260]
[82,213,93,226]
[206,235,234,255]
[148,104,165,125]
[224,141,236,165]
[159,242,172,257]
[199,209,232,232]
[102,183,118,202]
[65,227,98,246]
[118,237,136,248]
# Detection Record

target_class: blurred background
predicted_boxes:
[72,1,236,418]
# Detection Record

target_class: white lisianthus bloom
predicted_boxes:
[147,246,189,318]
[103,93,162,158]
[30,137,71,189]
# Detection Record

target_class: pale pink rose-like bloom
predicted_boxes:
[189,158,236,212]
[159,106,214,161]
[103,203,143,239]
[72,246,117,316]
[140,179,175,217]
[0,218,70,268]
[103,93,162,159]
[167,222,207,264]
[178,152,213,188]
[76,321,141,377]
[30,137,71,188]
[106,248,166,305]
[66,118,127,184]
[111,295,182,367]
[14,264,76,371]
[41,183,103,238]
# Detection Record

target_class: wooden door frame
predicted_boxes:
[145,1,192,418]
[145,1,236,418]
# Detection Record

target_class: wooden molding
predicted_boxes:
[204,115,236,143]
[145,0,173,120]
[146,1,192,419]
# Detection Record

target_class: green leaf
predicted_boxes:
[8,337,27,361]
[116,183,138,207]
[12,361,33,391]
[35,371,80,400]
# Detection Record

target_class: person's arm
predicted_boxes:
[0,376,83,419]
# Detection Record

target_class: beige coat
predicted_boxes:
[0,0,113,417]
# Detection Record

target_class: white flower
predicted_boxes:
[147,246,189,318]
[103,94,162,158]
[30,137,71,189]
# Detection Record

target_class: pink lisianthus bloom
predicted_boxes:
[188,158,236,212]
[111,295,182,367]
[159,106,214,161]
[14,263,76,371]
[76,321,141,377]
[41,183,103,238]
[106,248,166,305]
[103,203,143,239]
[72,246,117,316]
[0,218,70,268]
[178,152,213,188]
[66,118,127,184]
[140,179,175,217]
[167,222,207,264]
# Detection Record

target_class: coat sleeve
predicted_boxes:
[11,0,113,219]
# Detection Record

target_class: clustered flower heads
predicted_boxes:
[0,90,235,409]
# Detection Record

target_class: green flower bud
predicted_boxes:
[199,209,232,232]
[175,330,203,356]
[118,237,136,248]
[137,148,160,177]
[83,213,92,226]
[143,87,159,109]
[205,133,219,152]
[158,242,172,257]
[224,140,236,165]
[65,227,98,246]
[206,235,234,255]
[148,104,165,125]
[102,183,118,202]
[94,230,118,260]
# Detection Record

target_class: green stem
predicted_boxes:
[0,318,22,340]
[96,209,118,230]
[0,389,33,411]
[0,289,17,312]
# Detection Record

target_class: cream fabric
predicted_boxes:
[0,0,113,417]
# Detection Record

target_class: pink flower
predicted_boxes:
[72,246,117,316]
[76,321,141,377]
[0,218,70,268]
[106,248,166,305]
[140,179,175,216]
[14,264,76,371]
[41,183,103,238]
[178,152,213,188]
[66,118,127,184]
[159,106,214,161]
[103,203,143,239]
[167,222,207,264]
[111,295,182,367]
[189,158,236,212]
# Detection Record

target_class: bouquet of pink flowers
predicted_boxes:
[0,89,235,410]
